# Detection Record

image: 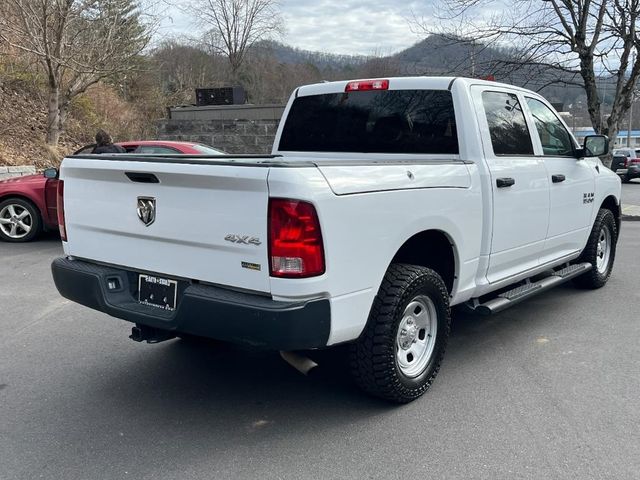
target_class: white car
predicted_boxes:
[51,77,621,403]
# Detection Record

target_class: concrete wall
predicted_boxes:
[0,166,36,181]
[158,104,285,155]
[169,104,284,122]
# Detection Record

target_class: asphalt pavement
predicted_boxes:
[1,227,640,480]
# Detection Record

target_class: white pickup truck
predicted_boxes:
[52,77,621,403]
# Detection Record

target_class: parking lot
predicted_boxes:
[1,223,639,480]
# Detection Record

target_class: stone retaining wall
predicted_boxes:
[0,166,36,181]
[158,119,280,154]
[157,104,285,155]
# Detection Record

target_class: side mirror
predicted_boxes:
[580,135,609,158]
[43,167,59,179]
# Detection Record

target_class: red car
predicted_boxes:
[0,141,225,242]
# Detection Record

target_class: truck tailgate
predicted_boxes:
[61,157,271,293]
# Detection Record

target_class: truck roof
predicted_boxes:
[296,76,534,97]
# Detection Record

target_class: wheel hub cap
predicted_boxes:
[398,318,419,349]
[595,226,611,274]
[395,295,438,378]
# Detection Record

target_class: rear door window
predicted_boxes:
[482,91,533,155]
[279,90,458,154]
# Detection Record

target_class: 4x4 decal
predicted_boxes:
[224,234,262,246]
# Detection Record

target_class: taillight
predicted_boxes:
[345,79,389,92]
[629,158,640,165]
[56,180,67,241]
[268,198,325,278]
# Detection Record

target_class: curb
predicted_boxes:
[622,204,640,221]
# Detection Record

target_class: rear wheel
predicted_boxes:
[0,198,42,242]
[349,264,450,403]
[573,208,617,289]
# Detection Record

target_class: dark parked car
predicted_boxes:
[0,141,225,242]
[611,148,640,183]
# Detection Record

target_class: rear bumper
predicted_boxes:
[617,165,640,178]
[51,257,330,350]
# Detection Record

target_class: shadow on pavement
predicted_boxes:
[42,282,585,428]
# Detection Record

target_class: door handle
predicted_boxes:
[496,177,515,188]
[125,172,159,183]
[552,174,566,183]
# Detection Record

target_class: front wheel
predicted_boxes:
[349,264,451,403]
[573,208,617,289]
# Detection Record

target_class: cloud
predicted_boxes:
[158,0,433,55]
[280,0,433,55]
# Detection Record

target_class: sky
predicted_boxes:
[156,0,435,56]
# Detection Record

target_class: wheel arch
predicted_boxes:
[388,229,458,294]
[600,195,621,234]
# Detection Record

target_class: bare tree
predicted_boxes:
[152,40,228,103]
[241,49,322,103]
[0,0,152,145]
[194,0,283,82]
[413,0,640,157]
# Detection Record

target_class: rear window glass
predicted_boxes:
[192,144,226,155]
[614,149,632,157]
[135,146,179,154]
[278,90,458,154]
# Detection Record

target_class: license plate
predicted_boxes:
[138,274,178,311]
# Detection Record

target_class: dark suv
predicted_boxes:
[611,148,640,182]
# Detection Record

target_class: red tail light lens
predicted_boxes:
[56,179,67,241]
[630,158,640,165]
[268,199,325,278]
[345,79,389,92]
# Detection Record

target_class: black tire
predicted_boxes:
[622,175,631,183]
[573,208,617,289]
[0,197,42,243]
[349,264,451,403]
